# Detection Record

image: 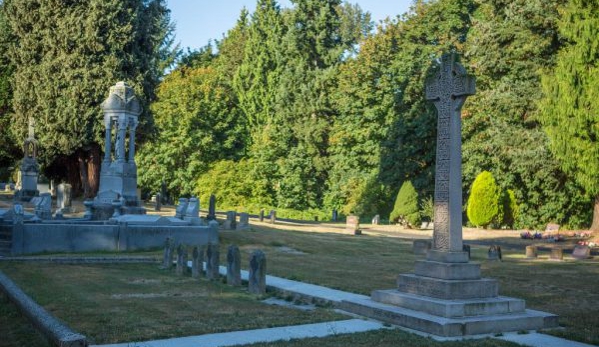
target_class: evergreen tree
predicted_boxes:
[467,171,500,228]
[539,0,599,231]
[0,3,19,180]
[390,180,420,228]
[3,0,174,196]
[462,0,589,229]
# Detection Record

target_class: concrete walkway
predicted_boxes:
[497,332,597,347]
[92,319,386,347]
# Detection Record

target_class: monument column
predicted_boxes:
[116,116,127,163]
[425,53,475,256]
[103,118,113,162]
[128,119,137,162]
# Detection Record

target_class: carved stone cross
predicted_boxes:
[425,54,475,253]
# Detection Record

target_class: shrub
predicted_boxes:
[467,171,500,228]
[390,181,420,228]
[501,189,518,228]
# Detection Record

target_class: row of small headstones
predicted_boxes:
[162,238,267,295]
[414,240,592,261]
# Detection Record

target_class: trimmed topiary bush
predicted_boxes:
[467,171,501,228]
[390,181,420,228]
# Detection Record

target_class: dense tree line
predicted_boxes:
[0,0,596,230]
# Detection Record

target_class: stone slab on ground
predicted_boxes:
[91,319,386,347]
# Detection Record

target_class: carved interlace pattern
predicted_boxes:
[425,54,474,251]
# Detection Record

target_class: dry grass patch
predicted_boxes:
[0,263,345,345]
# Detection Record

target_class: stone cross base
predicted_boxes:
[339,252,558,337]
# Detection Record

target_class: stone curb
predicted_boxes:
[0,256,160,264]
[0,270,87,347]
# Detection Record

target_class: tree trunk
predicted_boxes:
[77,144,101,199]
[591,194,599,232]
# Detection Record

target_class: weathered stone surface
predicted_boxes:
[206,243,220,280]
[186,197,200,218]
[371,215,380,225]
[425,54,474,252]
[155,192,162,211]
[372,290,525,318]
[572,245,591,260]
[525,246,537,258]
[426,250,469,263]
[175,198,188,219]
[95,82,144,216]
[259,209,265,222]
[413,240,431,256]
[269,210,276,224]
[224,211,237,230]
[227,245,241,286]
[340,298,558,337]
[56,183,72,213]
[413,260,481,280]
[34,193,52,220]
[237,213,249,230]
[397,274,498,300]
[176,244,188,276]
[249,250,266,295]
[207,194,216,221]
[162,237,174,269]
[192,245,205,278]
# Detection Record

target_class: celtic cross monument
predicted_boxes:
[425,53,474,256]
[350,54,558,337]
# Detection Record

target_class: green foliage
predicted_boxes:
[501,189,518,229]
[390,181,420,227]
[461,0,589,229]
[538,0,599,229]
[137,65,246,199]
[467,171,500,228]
[420,196,434,223]
[3,0,175,193]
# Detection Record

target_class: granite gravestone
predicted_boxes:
[249,250,266,295]
[176,244,188,275]
[175,198,188,219]
[56,183,72,213]
[572,245,591,260]
[207,194,216,221]
[346,215,360,235]
[206,243,220,280]
[192,245,206,278]
[224,211,237,230]
[525,246,537,258]
[162,238,175,269]
[237,213,249,230]
[227,245,241,286]
[269,210,276,224]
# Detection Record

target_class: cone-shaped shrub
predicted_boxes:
[390,181,420,228]
[467,171,500,228]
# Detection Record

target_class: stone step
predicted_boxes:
[340,297,558,337]
[397,273,498,300]
[0,240,11,256]
[372,289,525,318]
[414,260,481,280]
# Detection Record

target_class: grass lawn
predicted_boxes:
[1,221,597,346]
[0,263,344,345]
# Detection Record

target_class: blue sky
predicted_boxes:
[166,0,413,51]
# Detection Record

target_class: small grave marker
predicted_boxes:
[525,246,537,259]
[488,245,502,261]
[572,245,591,260]
[192,245,205,278]
[346,215,361,235]
[227,245,241,286]
[249,250,266,295]
[206,243,220,280]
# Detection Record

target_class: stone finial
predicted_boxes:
[101,82,142,115]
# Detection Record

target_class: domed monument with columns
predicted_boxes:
[92,81,146,219]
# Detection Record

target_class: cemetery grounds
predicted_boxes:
[0,197,598,346]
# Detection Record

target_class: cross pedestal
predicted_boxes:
[340,54,557,337]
